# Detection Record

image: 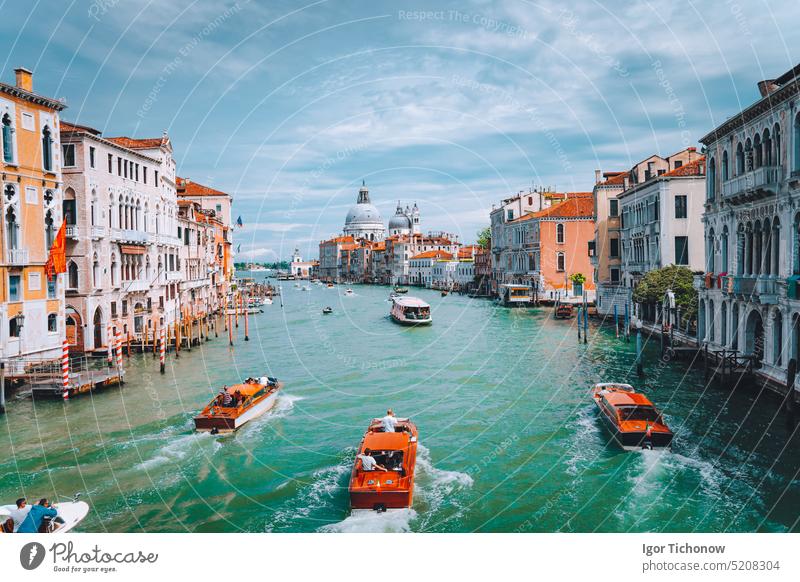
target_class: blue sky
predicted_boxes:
[3,0,799,261]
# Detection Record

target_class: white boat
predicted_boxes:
[194,378,283,433]
[390,296,432,325]
[345,288,354,296]
[226,306,262,315]
[1,499,90,533]
[262,297,274,305]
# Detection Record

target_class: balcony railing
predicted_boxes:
[6,248,28,265]
[722,165,782,198]
[125,279,150,292]
[66,225,79,239]
[91,225,108,239]
[112,228,150,244]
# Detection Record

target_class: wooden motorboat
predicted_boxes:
[394,286,409,294]
[591,383,673,450]
[390,296,432,325]
[554,302,574,319]
[322,307,333,314]
[326,283,335,288]
[349,418,418,512]
[194,377,283,433]
[1,498,90,533]
[441,290,449,297]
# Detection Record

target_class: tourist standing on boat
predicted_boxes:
[357,449,387,472]
[381,409,398,432]
[16,499,58,533]
[7,498,30,531]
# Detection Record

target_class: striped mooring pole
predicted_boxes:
[107,323,113,364]
[115,329,124,383]
[159,326,166,374]
[244,301,250,341]
[61,339,70,400]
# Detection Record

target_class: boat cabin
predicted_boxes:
[498,284,532,307]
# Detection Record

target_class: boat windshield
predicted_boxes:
[618,406,660,422]
[403,307,430,320]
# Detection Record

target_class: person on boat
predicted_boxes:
[221,389,233,407]
[234,390,243,407]
[8,498,30,531]
[16,499,58,533]
[381,409,398,432]
[358,449,387,472]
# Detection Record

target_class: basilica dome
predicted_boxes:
[343,182,385,241]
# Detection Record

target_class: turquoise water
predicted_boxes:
[1,280,799,532]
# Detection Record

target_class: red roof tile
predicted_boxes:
[531,196,594,219]
[176,177,229,197]
[662,156,706,177]
[106,135,167,149]
[411,250,453,260]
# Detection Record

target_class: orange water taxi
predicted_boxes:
[591,383,673,450]
[194,377,282,433]
[349,418,418,512]
[390,296,432,325]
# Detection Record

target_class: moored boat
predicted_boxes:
[225,306,262,315]
[323,306,333,314]
[390,296,432,325]
[394,286,409,294]
[591,383,673,450]
[1,497,90,533]
[194,377,283,433]
[349,418,418,512]
[554,302,574,319]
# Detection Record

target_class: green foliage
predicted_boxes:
[233,261,290,270]
[477,227,491,249]
[569,272,586,285]
[632,264,698,319]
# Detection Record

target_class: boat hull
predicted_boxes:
[1,501,89,533]
[390,313,432,326]
[597,410,673,450]
[194,387,280,433]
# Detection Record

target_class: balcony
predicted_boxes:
[112,228,150,244]
[165,271,182,282]
[91,225,108,239]
[154,233,181,246]
[5,248,28,265]
[66,225,79,239]
[725,275,780,304]
[125,279,150,292]
[722,165,782,203]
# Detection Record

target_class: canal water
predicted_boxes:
[2,280,799,532]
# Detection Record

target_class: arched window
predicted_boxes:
[763,218,772,275]
[556,223,565,244]
[1,113,13,163]
[721,302,728,346]
[45,209,55,249]
[772,217,781,275]
[764,129,772,166]
[707,228,715,272]
[736,142,745,174]
[754,133,762,168]
[707,157,716,200]
[745,137,753,172]
[794,113,800,172]
[68,260,78,289]
[708,299,715,342]
[556,252,565,272]
[155,204,160,234]
[110,253,117,286]
[90,190,97,226]
[118,195,124,228]
[5,206,19,250]
[93,254,101,288]
[774,123,781,165]
[47,313,58,333]
[774,310,784,366]
[41,126,53,171]
[108,194,113,228]
[736,224,745,275]
[722,150,729,181]
[721,226,729,273]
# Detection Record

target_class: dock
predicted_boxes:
[30,369,124,399]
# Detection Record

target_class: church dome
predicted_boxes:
[389,204,411,230]
[343,182,385,240]
[345,202,382,226]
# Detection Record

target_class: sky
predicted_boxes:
[2,0,799,262]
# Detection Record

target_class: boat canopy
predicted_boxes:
[594,382,634,392]
[225,381,270,397]
[394,296,430,308]
[363,431,412,451]
[603,391,653,407]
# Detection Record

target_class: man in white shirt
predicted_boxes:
[357,449,387,472]
[8,498,31,531]
[381,409,398,433]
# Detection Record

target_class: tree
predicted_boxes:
[477,227,491,249]
[632,264,698,320]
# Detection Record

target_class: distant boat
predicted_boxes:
[554,303,574,319]
[441,290,449,297]
[394,286,409,294]
[322,307,333,314]
[302,285,311,291]
[345,288,354,296]
[326,282,334,288]
[390,296,432,325]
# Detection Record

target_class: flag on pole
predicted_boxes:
[237,244,241,253]
[236,216,243,228]
[45,221,67,280]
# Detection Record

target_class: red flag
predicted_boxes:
[45,221,67,280]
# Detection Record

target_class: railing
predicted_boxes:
[165,271,182,282]
[111,228,150,244]
[66,225,79,238]
[91,225,107,239]
[5,248,28,265]
[722,165,782,198]
[125,279,150,292]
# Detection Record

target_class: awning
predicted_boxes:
[120,244,146,255]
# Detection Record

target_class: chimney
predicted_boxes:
[757,79,779,97]
[14,67,33,91]
[623,175,629,190]
[595,169,602,184]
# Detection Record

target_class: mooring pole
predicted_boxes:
[624,302,630,342]
[785,358,797,432]
[583,294,588,344]
[636,321,644,377]
[614,304,619,338]
[0,361,6,414]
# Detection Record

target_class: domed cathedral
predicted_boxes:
[343,181,385,242]
[388,201,421,236]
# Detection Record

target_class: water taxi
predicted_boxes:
[394,286,409,294]
[326,282,335,288]
[323,306,333,314]
[349,418,418,512]
[1,497,90,533]
[194,377,283,433]
[554,302,574,319]
[390,296,432,325]
[591,383,673,450]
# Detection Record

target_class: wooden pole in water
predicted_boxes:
[61,339,70,400]
[152,321,158,357]
[614,304,619,338]
[235,294,240,328]
[244,302,250,341]
[228,312,234,346]
[115,329,124,384]
[107,323,113,364]
[186,315,192,352]
[160,326,166,374]
[636,323,644,377]
[175,320,181,358]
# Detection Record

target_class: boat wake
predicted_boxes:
[318,508,417,533]
[132,431,217,472]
